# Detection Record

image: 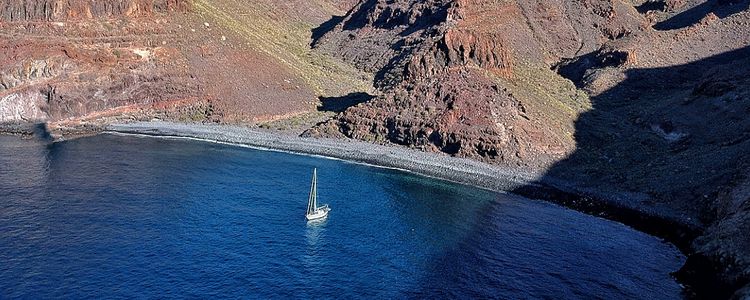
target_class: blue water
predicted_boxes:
[0,134,685,299]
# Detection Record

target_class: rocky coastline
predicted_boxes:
[2,0,749,298]
[2,120,745,297]
[102,121,725,298]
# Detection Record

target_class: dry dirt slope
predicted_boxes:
[0,0,368,129]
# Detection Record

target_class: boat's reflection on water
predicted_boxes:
[303,218,328,272]
[305,218,328,246]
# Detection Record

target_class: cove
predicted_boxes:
[0,134,685,298]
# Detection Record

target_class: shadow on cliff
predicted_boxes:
[310,0,452,86]
[515,45,750,298]
[654,0,749,30]
[318,92,374,113]
[311,15,344,47]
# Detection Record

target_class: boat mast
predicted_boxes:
[307,168,317,214]
[312,168,318,210]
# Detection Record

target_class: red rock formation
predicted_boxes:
[0,0,357,126]
[0,0,190,21]
[310,0,648,167]
[311,68,568,168]
[408,29,513,79]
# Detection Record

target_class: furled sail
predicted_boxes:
[307,168,317,215]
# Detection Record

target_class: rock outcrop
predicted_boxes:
[406,29,514,79]
[310,0,750,297]
[0,0,189,21]
[0,0,366,128]
[310,0,647,168]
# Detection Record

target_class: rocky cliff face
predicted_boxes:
[1,0,749,297]
[315,69,569,167]
[0,15,199,126]
[0,0,365,129]
[310,0,648,169]
[0,0,196,126]
[311,0,750,296]
[0,0,188,21]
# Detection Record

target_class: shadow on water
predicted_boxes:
[653,0,749,30]
[522,45,750,298]
[409,198,686,299]
[32,123,53,141]
[318,92,375,113]
[377,172,685,298]
[377,171,496,245]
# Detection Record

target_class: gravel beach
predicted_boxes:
[106,122,706,253]
[107,122,544,193]
[105,122,692,225]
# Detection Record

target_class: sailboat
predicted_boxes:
[305,168,330,221]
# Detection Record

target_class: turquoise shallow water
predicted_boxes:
[0,134,685,298]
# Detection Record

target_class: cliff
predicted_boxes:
[309,0,750,297]
[1,0,749,297]
[309,0,647,169]
[0,0,189,21]
[0,0,366,128]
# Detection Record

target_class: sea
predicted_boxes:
[0,133,685,299]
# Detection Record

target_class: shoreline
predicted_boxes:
[105,122,700,242]
[4,121,701,244]
[106,122,545,193]
[3,121,724,297]
[109,123,721,298]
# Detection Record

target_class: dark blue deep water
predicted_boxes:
[0,134,685,299]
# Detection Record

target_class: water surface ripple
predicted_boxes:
[0,134,685,298]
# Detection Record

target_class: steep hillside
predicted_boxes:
[309,0,648,169]
[0,0,368,130]
[309,0,750,297]
[0,0,198,127]
[186,0,370,123]
[551,1,750,296]
[0,0,189,21]
[2,0,750,297]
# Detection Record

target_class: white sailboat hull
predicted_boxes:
[305,206,330,221]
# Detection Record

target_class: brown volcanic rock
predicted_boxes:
[0,1,201,125]
[313,0,452,78]
[407,29,514,79]
[0,16,200,124]
[310,0,646,166]
[0,0,190,21]
[0,0,367,127]
[316,0,647,81]
[311,68,570,168]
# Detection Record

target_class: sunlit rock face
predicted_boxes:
[0,0,365,126]
[309,0,647,168]
[0,0,189,21]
